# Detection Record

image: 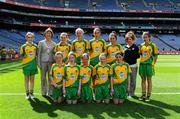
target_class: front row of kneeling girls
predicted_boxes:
[50,51,131,105]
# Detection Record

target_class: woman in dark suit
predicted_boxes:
[123,31,140,98]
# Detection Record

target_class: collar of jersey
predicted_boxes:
[115,61,124,66]
[58,42,68,46]
[55,63,63,67]
[67,63,77,67]
[142,41,152,46]
[26,42,34,46]
[81,64,90,67]
[98,62,107,67]
[110,43,118,47]
[93,38,103,41]
[75,38,85,42]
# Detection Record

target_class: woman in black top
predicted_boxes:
[124,31,140,97]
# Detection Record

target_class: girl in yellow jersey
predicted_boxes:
[72,28,90,65]
[93,53,111,104]
[107,31,123,65]
[80,53,93,103]
[110,52,131,104]
[64,52,81,104]
[53,32,72,64]
[20,32,38,99]
[139,32,159,102]
[90,28,106,66]
[50,52,65,104]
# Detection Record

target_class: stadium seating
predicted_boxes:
[157,34,180,51]
[12,0,180,11]
[0,29,179,52]
[117,0,152,10]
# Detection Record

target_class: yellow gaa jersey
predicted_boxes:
[111,62,131,84]
[90,38,106,60]
[64,64,80,87]
[80,65,93,86]
[72,39,90,58]
[93,63,111,85]
[49,63,64,85]
[53,43,72,62]
[20,42,38,65]
[107,44,123,64]
[139,42,159,64]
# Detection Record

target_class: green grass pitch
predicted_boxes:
[0,55,180,119]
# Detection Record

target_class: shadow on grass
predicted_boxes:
[145,99,180,113]
[29,98,173,119]
[29,98,58,118]
[59,100,170,119]
[0,67,22,74]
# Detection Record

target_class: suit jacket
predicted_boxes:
[38,39,56,65]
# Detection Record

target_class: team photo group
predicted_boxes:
[20,27,159,105]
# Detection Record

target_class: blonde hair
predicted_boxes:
[93,27,101,33]
[99,53,106,61]
[55,51,64,59]
[109,31,117,40]
[125,31,136,41]
[60,32,67,38]
[75,28,84,35]
[26,32,34,38]
[142,32,151,38]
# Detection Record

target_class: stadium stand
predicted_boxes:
[7,0,180,11]
[0,0,179,54]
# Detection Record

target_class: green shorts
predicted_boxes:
[90,56,99,66]
[76,57,81,65]
[95,83,111,100]
[80,85,93,102]
[23,68,38,76]
[113,81,127,99]
[52,82,63,100]
[65,87,79,100]
[139,63,154,77]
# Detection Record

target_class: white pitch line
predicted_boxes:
[136,92,180,95]
[0,93,41,96]
[0,92,180,96]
